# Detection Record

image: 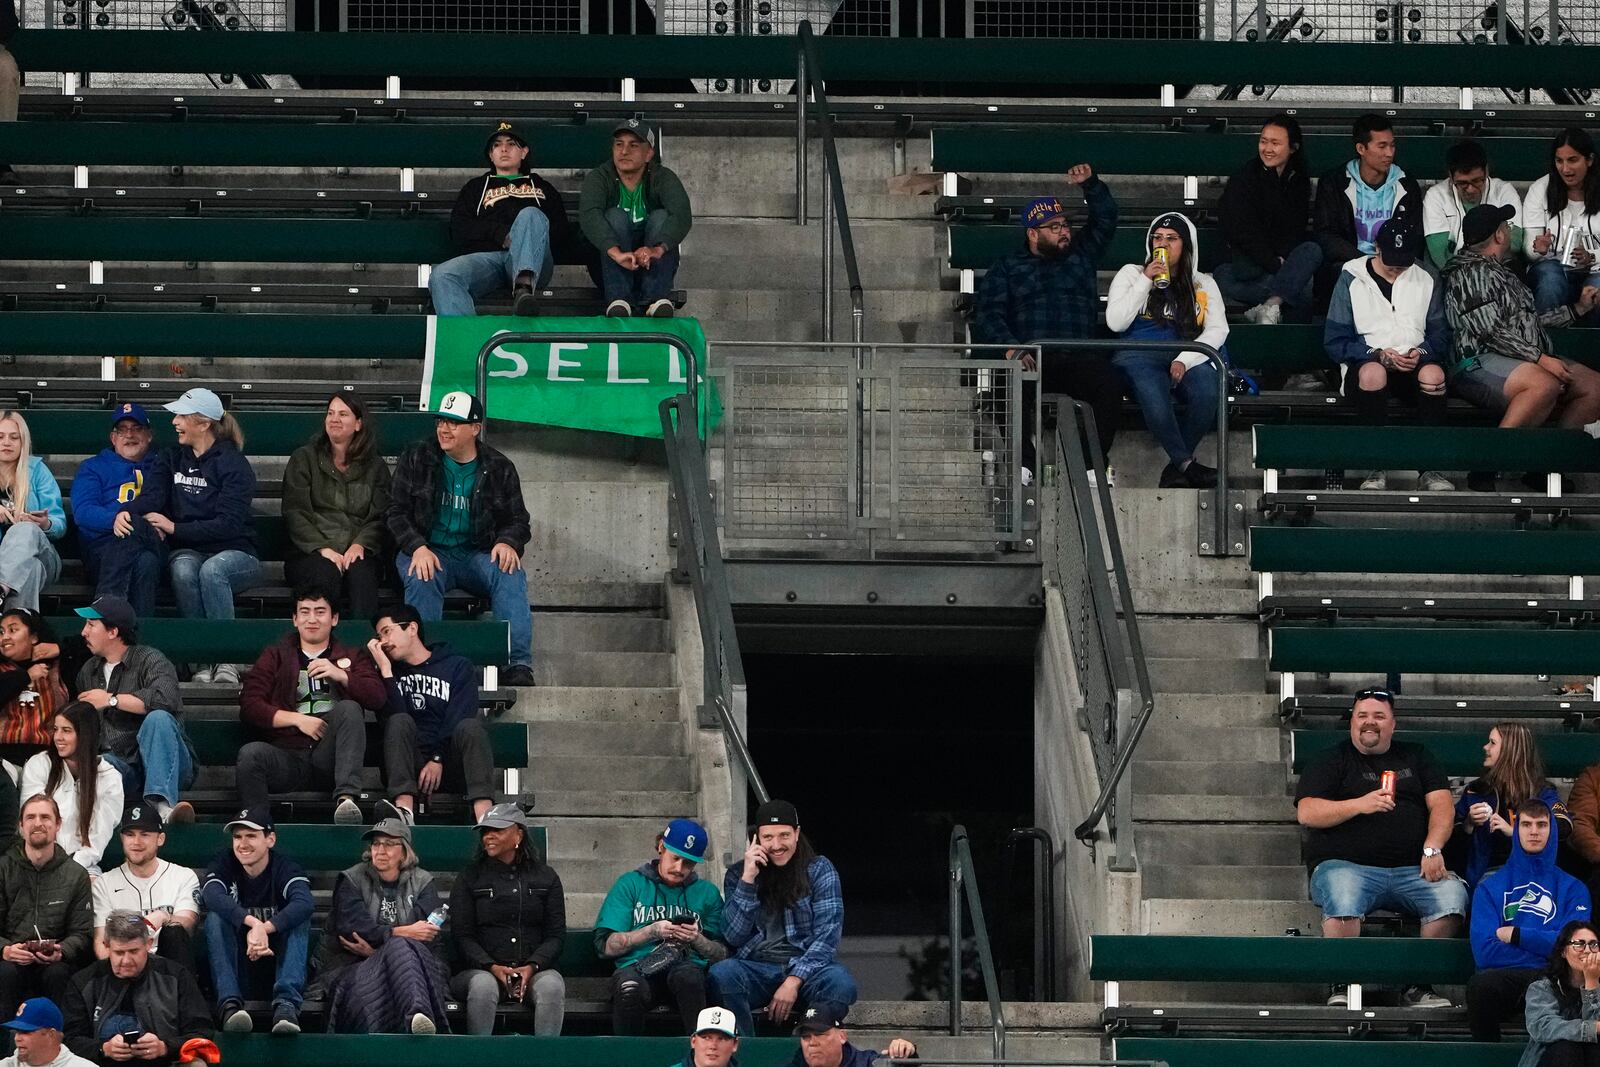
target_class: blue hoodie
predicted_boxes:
[69,447,163,545]
[1471,815,1591,970]
[154,439,257,555]
[9,456,66,542]
[1347,159,1408,255]
[380,641,479,759]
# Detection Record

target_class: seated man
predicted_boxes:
[430,121,569,319]
[1443,204,1600,472]
[1423,139,1524,271]
[788,1005,918,1067]
[595,817,726,1035]
[710,800,857,1037]
[578,118,691,318]
[199,808,313,1035]
[1294,687,1466,1007]
[0,796,94,1025]
[69,405,163,617]
[0,609,66,757]
[1467,801,1591,1042]
[678,1008,739,1067]
[236,587,384,826]
[91,806,199,964]
[1312,113,1422,306]
[62,910,212,1066]
[72,597,194,825]
[367,604,493,824]
[1,999,96,1067]
[387,392,534,688]
[1324,218,1453,491]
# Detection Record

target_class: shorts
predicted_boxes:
[1451,352,1544,413]
[1310,859,1469,923]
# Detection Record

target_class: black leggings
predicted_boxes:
[1542,1041,1600,1067]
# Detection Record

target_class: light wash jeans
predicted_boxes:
[0,522,62,612]
[397,547,532,668]
[102,709,196,807]
[168,548,260,620]
[430,207,555,316]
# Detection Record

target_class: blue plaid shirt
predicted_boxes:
[973,176,1119,347]
[721,856,844,982]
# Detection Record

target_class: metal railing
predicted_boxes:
[1047,399,1154,871]
[947,825,1006,1062]
[1001,826,1056,1000]
[796,20,865,345]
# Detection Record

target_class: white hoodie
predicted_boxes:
[1105,212,1229,371]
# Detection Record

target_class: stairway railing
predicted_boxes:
[797,19,865,345]
[948,824,1006,1062]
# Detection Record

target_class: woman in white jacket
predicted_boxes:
[19,700,123,874]
[1523,127,1600,322]
[1105,212,1229,488]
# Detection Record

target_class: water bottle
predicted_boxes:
[427,903,450,929]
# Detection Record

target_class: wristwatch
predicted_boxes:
[107,695,119,710]
[1422,847,1442,858]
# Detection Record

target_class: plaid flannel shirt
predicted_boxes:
[721,856,843,982]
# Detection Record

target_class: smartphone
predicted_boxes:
[507,971,524,999]
[121,1030,144,1045]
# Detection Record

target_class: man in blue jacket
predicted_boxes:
[70,404,163,616]
[788,1004,916,1067]
[1467,799,1592,1041]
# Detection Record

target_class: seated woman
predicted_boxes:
[1214,113,1323,324]
[282,393,392,622]
[0,411,66,612]
[1524,128,1600,325]
[1522,920,1600,1067]
[0,609,68,762]
[319,816,450,1035]
[1105,212,1228,489]
[19,700,124,874]
[1457,721,1570,890]
[144,389,259,686]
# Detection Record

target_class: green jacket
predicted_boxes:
[0,843,95,963]
[578,158,693,253]
[282,443,393,556]
[593,861,724,969]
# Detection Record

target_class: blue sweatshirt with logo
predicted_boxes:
[152,439,257,555]
[69,448,164,545]
[381,642,478,759]
[1472,817,1592,970]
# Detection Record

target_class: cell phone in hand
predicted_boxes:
[121,1030,144,1045]
[507,971,524,999]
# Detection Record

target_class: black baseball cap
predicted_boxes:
[794,1004,847,1036]
[752,799,799,829]
[1462,203,1517,247]
[485,120,528,155]
[75,595,138,637]
[1376,218,1417,269]
[611,118,657,148]
[225,807,274,834]
[120,805,164,834]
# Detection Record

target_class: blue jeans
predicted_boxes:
[102,710,195,807]
[1530,258,1600,324]
[599,207,679,306]
[203,911,310,1010]
[1213,241,1322,313]
[1111,350,1220,466]
[430,208,555,317]
[397,548,532,668]
[168,548,260,620]
[708,959,858,1038]
[81,528,162,617]
[0,521,61,613]
[1309,859,1469,924]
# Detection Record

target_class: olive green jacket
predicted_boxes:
[282,443,393,556]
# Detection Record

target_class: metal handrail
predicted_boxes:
[797,20,866,345]
[948,825,1006,1062]
[1001,826,1057,1000]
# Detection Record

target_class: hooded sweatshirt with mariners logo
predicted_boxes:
[1471,815,1592,970]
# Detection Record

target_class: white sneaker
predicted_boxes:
[1244,301,1282,325]
[1359,471,1389,491]
[212,663,240,687]
[334,797,362,825]
[1402,984,1453,1009]
[1104,464,1117,488]
[1418,470,1455,492]
[1020,467,1034,487]
[605,299,631,317]
[410,1013,437,1035]
[190,665,214,684]
[223,1005,253,1033]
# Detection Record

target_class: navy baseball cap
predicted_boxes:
[1376,217,1417,269]
[661,818,709,863]
[110,402,150,428]
[794,1003,847,1036]
[75,595,138,637]
[225,806,274,834]
[1021,196,1065,229]
[3,999,63,1033]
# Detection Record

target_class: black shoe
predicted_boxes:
[375,798,414,826]
[270,1006,301,1035]
[512,271,538,317]
[503,664,537,688]
[0,167,18,186]
[1467,470,1497,492]
[1158,460,1217,489]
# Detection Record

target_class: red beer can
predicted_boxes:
[1380,770,1396,795]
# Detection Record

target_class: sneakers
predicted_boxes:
[645,297,675,318]
[606,299,631,317]
[1402,984,1453,1009]
[190,665,214,684]
[1417,470,1455,492]
[1467,470,1498,493]
[333,797,362,825]
[1159,460,1217,489]
[270,1006,301,1035]
[1243,301,1282,325]
[1020,466,1034,487]
[166,801,196,825]
[1359,471,1388,491]
[212,663,240,687]
[410,1013,437,1035]
[1326,984,1348,1007]
[375,798,415,826]
[502,664,537,688]
[221,1001,252,1033]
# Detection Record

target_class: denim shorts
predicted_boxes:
[1310,859,1469,923]
[1452,352,1537,413]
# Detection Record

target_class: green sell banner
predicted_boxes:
[421,315,718,439]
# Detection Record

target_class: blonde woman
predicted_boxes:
[1458,721,1568,889]
[0,410,66,611]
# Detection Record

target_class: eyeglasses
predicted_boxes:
[1354,687,1395,705]
[1035,222,1070,234]
[1567,940,1600,951]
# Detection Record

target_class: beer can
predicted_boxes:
[1151,246,1171,290]
[1380,770,1396,795]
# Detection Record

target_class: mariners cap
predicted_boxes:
[1376,217,1417,269]
[661,818,709,863]
[110,402,150,428]
[119,805,164,834]
[1462,202,1517,247]
[794,1004,847,1036]
[164,387,225,421]
[1021,196,1066,229]
[3,999,63,1033]
[475,802,531,831]
[752,798,799,829]
[436,391,484,424]
[694,1007,737,1037]
[225,806,274,834]
[611,117,657,148]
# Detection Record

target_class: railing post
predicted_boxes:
[822,154,835,342]
[795,44,808,226]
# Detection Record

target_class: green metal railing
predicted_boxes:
[797,20,865,345]
[948,825,1006,1062]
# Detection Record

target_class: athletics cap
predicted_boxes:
[1376,217,1417,269]
[694,1007,737,1037]
[661,818,709,863]
[110,402,150,428]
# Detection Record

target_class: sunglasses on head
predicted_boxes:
[1354,687,1395,705]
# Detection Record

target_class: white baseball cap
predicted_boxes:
[694,1007,737,1037]
[436,390,484,424]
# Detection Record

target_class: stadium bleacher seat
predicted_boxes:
[1116,1038,1519,1067]
[31,408,438,455]
[213,1034,798,1065]
[1291,728,1600,777]
[42,617,511,667]
[1271,624,1600,677]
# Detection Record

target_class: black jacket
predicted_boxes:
[1219,155,1315,272]
[386,438,530,556]
[449,170,572,259]
[63,954,213,1065]
[449,843,565,972]
[1312,163,1424,269]
[0,0,17,45]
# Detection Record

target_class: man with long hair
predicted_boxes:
[710,801,856,1037]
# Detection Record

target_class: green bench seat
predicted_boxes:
[30,408,438,457]
[1250,526,1600,576]
[1270,624,1600,677]
[1,217,459,265]
[101,821,544,872]
[1090,933,1474,986]
[1117,1038,1519,1067]
[1253,425,1600,474]
[183,717,528,768]
[1291,727,1600,776]
[0,312,423,360]
[948,222,1225,272]
[213,1034,796,1066]
[42,617,510,666]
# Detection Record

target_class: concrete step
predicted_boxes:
[1137,723,1281,762]
[1133,759,1285,797]
[1137,616,1263,659]
[1136,823,1303,867]
[531,789,697,819]
[538,816,672,861]
[532,755,691,792]
[1141,863,1309,901]
[1145,656,1267,694]
[536,651,674,688]
[1142,896,1321,935]
[533,612,668,653]
[528,719,684,757]
[1136,793,1293,822]
[565,892,606,927]
[1151,692,1280,729]
[510,686,681,723]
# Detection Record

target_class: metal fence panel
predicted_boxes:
[970,0,1205,38]
[341,0,582,32]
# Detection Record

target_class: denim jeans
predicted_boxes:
[0,522,61,613]
[1309,858,1469,923]
[81,528,162,617]
[1530,258,1600,323]
[168,548,261,620]
[397,548,532,668]
[450,968,565,1036]
[204,910,310,1010]
[708,959,858,1038]
[598,207,679,307]
[1212,241,1322,313]
[430,208,555,316]
[102,710,196,807]
[1111,350,1220,465]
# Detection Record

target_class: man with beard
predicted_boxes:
[1295,687,1466,1008]
[69,404,163,617]
[972,164,1121,483]
[710,800,856,1037]
[0,796,95,1031]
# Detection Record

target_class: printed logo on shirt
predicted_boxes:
[1503,881,1557,923]
[480,183,546,213]
[631,903,699,926]
[438,487,470,512]
[395,674,452,705]
[116,470,145,505]
[173,470,209,495]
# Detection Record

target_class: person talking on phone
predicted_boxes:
[60,911,211,1066]
[709,800,856,1038]
[0,795,94,1041]
[595,818,726,1035]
